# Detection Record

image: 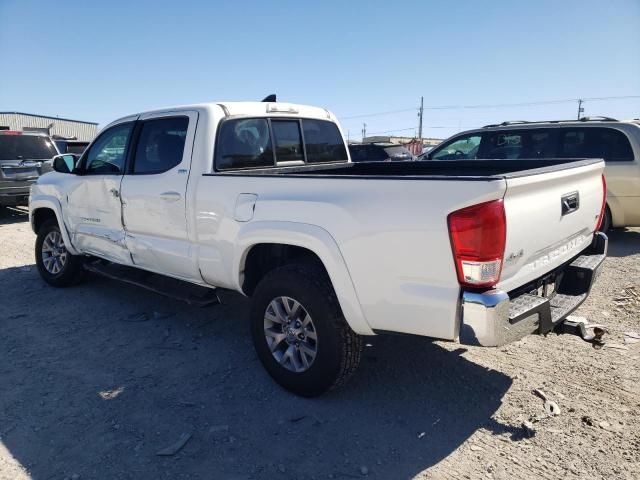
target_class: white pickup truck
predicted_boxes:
[29,100,608,396]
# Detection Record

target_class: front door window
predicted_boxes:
[84,123,133,174]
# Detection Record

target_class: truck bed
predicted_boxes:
[213,158,601,179]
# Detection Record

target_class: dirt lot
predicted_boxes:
[1,206,639,480]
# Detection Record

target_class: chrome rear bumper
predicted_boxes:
[459,232,608,347]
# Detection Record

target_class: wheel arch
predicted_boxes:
[30,197,79,255]
[605,196,624,228]
[234,221,373,335]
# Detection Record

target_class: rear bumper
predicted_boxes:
[459,232,607,347]
[0,186,31,206]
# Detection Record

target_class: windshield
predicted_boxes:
[0,135,58,160]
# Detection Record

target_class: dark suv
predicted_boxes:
[0,131,57,207]
[348,143,415,162]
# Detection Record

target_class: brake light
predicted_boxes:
[0,130,22,135]
[594,175,607,231]
[448,199,506,288]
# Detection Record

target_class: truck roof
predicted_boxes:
[105,101,337,130]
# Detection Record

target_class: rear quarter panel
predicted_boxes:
[194,174,507,339]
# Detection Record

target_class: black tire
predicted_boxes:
[598,205,612,233]
[35,219,85,287]
[250,263,363,397]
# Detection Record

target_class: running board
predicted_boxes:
[84,261,219,307]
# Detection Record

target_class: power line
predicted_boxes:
[341,107,418,120]
[340,94,640,121]
[365,125,454,136]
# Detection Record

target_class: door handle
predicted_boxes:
[109,188,120,198]
[160,191,182,202]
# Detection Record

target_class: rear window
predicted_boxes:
[348,145,385,162]
[348,144,412,162]
[302,119,347,163]
[0,134,58,160]
[272,120,304,162]
[383,146,413,160]
[215,117,346,170]
[215,118,275,170]
[66,143,89,154]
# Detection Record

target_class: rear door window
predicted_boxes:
[559,127,634,162]
[302,119,347,163]
[215,118,274,170]
[480,132,525,159]
[272,120,304,163]
[478,129,559,159]
[132,117,188,174]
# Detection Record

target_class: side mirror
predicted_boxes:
[53,154,79,174]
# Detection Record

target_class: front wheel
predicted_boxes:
[35,219,85,287]
[250,263,363,397]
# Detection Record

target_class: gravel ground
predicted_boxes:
[1,206,638,480]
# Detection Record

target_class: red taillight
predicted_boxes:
[0,130,22,135]
[594,174,607,231]
[448,199,506,288]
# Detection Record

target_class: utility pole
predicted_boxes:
[417,96,424,141]
[577,99,584,120]
[362,123,367,141]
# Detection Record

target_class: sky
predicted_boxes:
[1,0,639,140]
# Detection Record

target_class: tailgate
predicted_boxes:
[497,160,605,292]
[0,159,48,182]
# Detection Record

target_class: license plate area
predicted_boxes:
[533,272,561,299]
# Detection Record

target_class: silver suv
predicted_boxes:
[0,131,57,207]
[425,117,640,230]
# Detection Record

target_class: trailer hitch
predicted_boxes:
[556,316,607,347]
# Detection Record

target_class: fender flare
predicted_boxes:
[29,196,80,255]
[233,221,373,336]
[605,195,624,228]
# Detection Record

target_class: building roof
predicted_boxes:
[0,111,98,125]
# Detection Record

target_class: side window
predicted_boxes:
[479,129,558,159]
[559,128,634,162]
[302,119,348,163]
[216,118,274,170]
[84,123,133,174]
[480,132,524,159]
[272,120,304,162]
[133,117,188,174]
[528,130,558,158]
[432,135,482,160]
[559,130,586,158]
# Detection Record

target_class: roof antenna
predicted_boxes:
[262,94,276,102]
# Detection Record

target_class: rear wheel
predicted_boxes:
[598,205,612,232]
[35,219,85,287]
[250,263,363,397]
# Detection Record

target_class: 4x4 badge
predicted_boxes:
[505,249,524,263]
